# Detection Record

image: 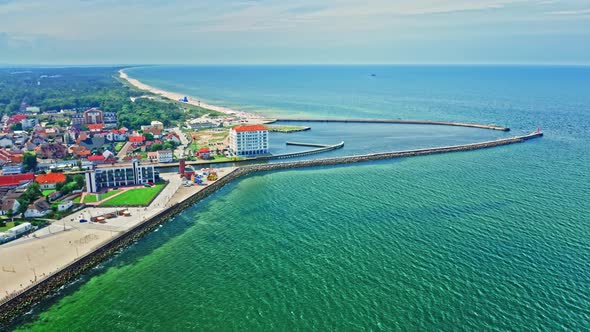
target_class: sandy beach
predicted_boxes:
[0,168,237,301]
[119,69,266,122]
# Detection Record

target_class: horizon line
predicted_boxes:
[1,62,590,68]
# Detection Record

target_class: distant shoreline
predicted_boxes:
[118,69,264,121]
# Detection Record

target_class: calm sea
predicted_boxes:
[15,65,590,331]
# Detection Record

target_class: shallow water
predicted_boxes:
[15,65,590,331]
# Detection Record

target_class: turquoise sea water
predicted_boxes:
[15,66,590,331]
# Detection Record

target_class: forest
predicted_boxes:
[0,67,220,129]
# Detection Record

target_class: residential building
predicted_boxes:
[2,164,23,175]
[157,150,174,163]
[85,160,157,192]
[25,106,40,113]
[0,136,13,148]
[24,198,51,218]
[0,173,34,188]
[57,200,73,212]
[150,121,164,129]
[188,118,220,130]
[35,172,67,189]
[197,147,211,160]
[129,135,146,145]
[0,149,23,164]
[71,108,117,128]
[35,143,68,159]
[147,151,158,162]
[229,125,269,156]
[21,118,39,129]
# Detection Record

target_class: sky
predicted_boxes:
[0,0,589,65]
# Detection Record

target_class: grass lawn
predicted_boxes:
[99,184,165,207]
[98,190,122,200]
[82,194,98,203]
[73,196,81,203]
[42,189,56,196]
[0,221,15,232]
[115,142,125,152]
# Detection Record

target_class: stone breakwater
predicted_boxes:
[0,131,542,328]
[272,118,510,131]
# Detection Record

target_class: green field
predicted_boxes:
[0,221,15,232]
[42,189,56,196]
[99,184,165,207]
[115,142,125,152]
[82,194,98,203]
[98,190,122,200]
[267,125,309,132]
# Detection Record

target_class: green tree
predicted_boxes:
[23,152,38,172]
[74,174,85,190]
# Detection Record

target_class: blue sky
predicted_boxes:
[0,0,589,65]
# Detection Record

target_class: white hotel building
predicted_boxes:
[229,125,269,156]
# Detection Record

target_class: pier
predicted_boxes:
[271,118,510,131]
[0,131,542,327]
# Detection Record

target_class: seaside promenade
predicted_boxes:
[0,169,236,301]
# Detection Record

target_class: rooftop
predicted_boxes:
[232,125,268,133]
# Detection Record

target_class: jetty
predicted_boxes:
[0,130,542,328]
[271,118,510,131]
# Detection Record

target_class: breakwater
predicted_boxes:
[272,118,510,131]
[0,131,542,328]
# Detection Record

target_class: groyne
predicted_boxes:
[261,141,344,160]
[286,142,331,147]
[272,118,510,131]
[0,131,542,328]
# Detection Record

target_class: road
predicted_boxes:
[171,127,190,159]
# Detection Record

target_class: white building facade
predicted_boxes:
[229,125,269,156]
[85,160,157,192]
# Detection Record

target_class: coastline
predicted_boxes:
[119,69,266,122]
[0,131,543,328]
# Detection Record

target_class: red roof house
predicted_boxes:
[87,155,106,163]
[0,173,34,188]
[232,125,268,132]
[35,172,67,189]
[129,135,146,143]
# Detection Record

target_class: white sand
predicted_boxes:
[119,70,267,123]
[0,168,237,301]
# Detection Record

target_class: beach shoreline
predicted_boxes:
[119,69,266,122]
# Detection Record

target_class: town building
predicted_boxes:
[72,108,118,128]
[1,164,23,175]
[229,125,269,156]
[21,118,39,129]
[24,198,51,218]
[157,150,174,163]
[0,173,35,188]
[35,172,67,189]
[150,121,164,130]
[85,160,157,192]
[197,147,211,160]
[0,135,13,148]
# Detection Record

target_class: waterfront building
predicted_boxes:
[85,160,156,193]
[229,125,269,156]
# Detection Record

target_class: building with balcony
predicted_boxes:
[85,160,157,193]
[229,125,269,156]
